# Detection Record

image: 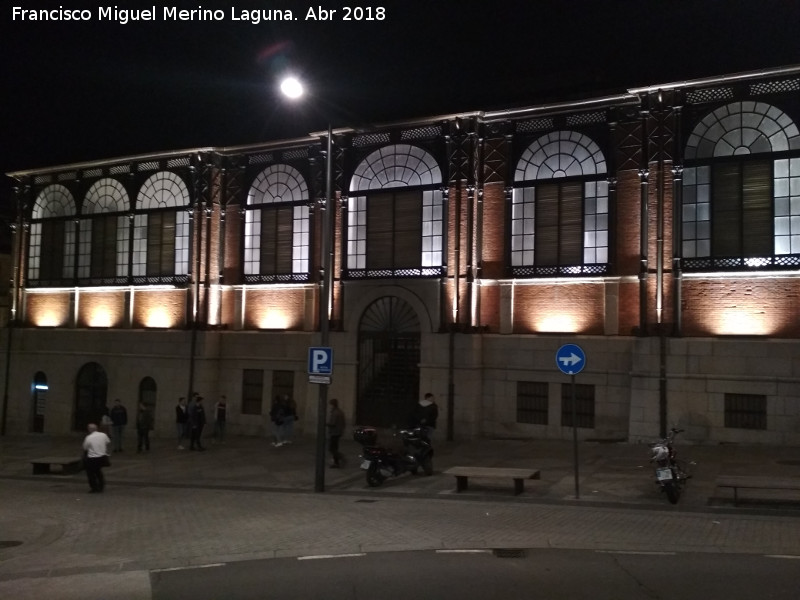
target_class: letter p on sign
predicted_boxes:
[308,347,333,375]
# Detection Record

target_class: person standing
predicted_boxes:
[82,423,111,493]
[175,397,189,449]
[189,395,206,451]
[109,399,128,452]
[281,395,297,444]
[213,395,227,442]
[411,392,439,442]
[326,398,346,468]
[269,396,287,447]
[136,402,154,453]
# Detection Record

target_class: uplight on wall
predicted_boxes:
[88,308,113,328]
[258,310,290,330]
[535,313,580,333]
[713,309,772,336]
[145,308,175,329]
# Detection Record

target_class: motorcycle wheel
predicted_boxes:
[664,481,680,504]
[421,455,433,476]
[366,463,385,487]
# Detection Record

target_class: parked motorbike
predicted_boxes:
[354,426,434,487]
[650,427,692,504]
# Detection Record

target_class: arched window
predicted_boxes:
[347,144,443,276]
[244,164,310,282]
[79,178,130,280]
[28,184,77,282]
[135,172,190,279]
[682,102,800,269]
[512,131,609,275]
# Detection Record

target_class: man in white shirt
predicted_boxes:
[83,423,111,493]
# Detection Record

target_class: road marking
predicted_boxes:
[765,554,800,560]
[596,551,676,556]
[298,553,366,560]
[436,549,492,554]
[152,563,225,573]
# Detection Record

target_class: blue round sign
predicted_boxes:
[555,344,586,375]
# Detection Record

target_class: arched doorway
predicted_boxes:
[31,372,48,433]
[356,296,421,428]
[74,363,108,431]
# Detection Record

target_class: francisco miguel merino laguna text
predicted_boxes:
[11,5,386,24]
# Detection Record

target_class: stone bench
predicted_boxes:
[716,475,800,506]
[30,456,83,475]
[444,466,541,496]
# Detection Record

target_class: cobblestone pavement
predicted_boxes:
[1,433,799,599]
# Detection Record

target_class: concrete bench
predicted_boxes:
[30,456,83,475]
[444,466,540,496]
[716,475,800,506]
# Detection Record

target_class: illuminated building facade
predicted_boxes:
[3,66,800,444]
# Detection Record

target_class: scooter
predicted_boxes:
[650,428,692,504]
[354,426,434,487]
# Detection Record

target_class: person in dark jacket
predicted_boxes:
[411,392,438,442]
[136,402,154,453]
[175,397,188,449]
[326,398,346,468]
[189,396,207,451]
[109,399,128,452]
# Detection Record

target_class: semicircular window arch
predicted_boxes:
[682,102,800,269]
[79,178,131,281]
[244,164,310,281]
[347,144,444,276]
[511,130,609,276]
[133,171,190,279]
[28,184,78,282]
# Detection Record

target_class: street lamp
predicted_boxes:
[279,75,333,492]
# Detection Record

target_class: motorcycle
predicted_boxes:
[650,427,692,504]
[354,426,434,487]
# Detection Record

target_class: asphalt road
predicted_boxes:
[152,548,800,600]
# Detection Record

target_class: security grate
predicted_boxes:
[567,111,606,126]
[401,125,442,141]
[249,153,274,165]
[282,148,308,161]
[517,118,553,133]
[725,393,767,430]
[353,132,391,147]
[517,381,548,425]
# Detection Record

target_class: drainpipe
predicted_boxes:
[1,182,26,435]
[672,105,684,337]
[655,95,667,439]
[217,166,227,327]
[186,160,202,401]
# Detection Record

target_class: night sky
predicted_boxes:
[2,0,799,200]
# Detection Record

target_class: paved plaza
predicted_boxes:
[1,433,799,599]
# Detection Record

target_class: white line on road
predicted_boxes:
[765,555,800,560]
[297,553,367,561]
[152,563,225,573]
[596,551,677,556]
[436,549,493,554]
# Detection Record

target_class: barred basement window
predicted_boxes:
[241,369,264,415]
[271,370,294,405]
[516,381,548,425]
[724,393,767,430]
[561,383,595,428]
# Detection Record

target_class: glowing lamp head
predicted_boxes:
[280,76,304,100]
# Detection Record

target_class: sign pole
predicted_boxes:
[572,373,579,500]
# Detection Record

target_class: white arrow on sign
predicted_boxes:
[559,353,583,367]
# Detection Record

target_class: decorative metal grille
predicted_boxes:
[58,172,77,181]
[683,254,800,271]
[750,78,800,96]
[561,383,595,429]
[685,87,734,104]
[511,264,608,277]
[166,157,191,168]
[110,165,130,174]
[83,168,103,178]
[352,132,391,147]
[517,117,553,133]
[566,111,606,126]
[248,153,274,165]
[137,161,160,172]
[282,148,307,161]
[400,125,442,141]
[34,175,53,185]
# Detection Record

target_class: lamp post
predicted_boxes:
[279,76,333,492]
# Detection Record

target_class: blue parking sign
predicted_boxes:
[308,347,333,375]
